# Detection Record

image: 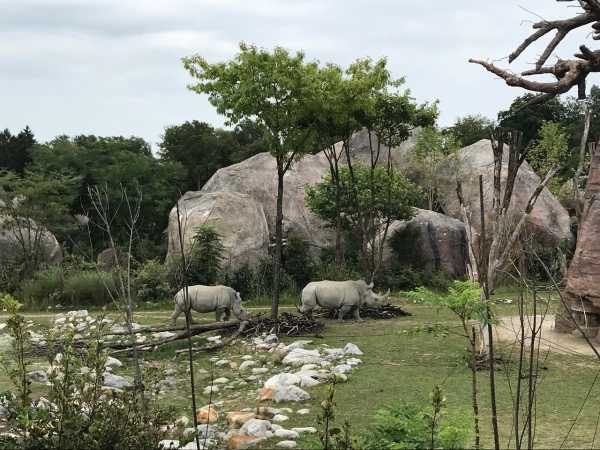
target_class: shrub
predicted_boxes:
[135,258,172,302]
[282,236,313,289]
[188,225,224,285]
[20,267,115,308]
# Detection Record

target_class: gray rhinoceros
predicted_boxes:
[169,285,248,325]
[299,280,388,321]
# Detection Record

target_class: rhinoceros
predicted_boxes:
[169,285,248,325]
[299,280,388,321]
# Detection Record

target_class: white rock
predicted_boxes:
[282,348,322,366]
[252,367,269,374]
[241,355,253,360]
[278,407,293,414]
[264,334,278,344]
[103,373,132,389]
[207,335,222,343]
[215,359,230,367]
[300,364,318,371]
[343,343,363,355]
[213,377,229,384]
[105,356,122,368]
[240,418,272,438]
[272,414,289,422]
[154,331,176,339]
[203,385,220,395]
[297,408,310,415]
[158,440,180,449]
[324,348,345,359]
[27,370,48,384]
[275,429,299,439]
[332,364,352,374]
[272,385,311,403]
[239,360,257,371]
[346,358,362,366]
[285,340,312,351]
[276,441,297,448]
[265,373,301,389]
[292,427,317,434]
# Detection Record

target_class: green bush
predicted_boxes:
[283,236,313,289]
[135,259,172,302]
[188,225,224,285]
[20,267,115,308]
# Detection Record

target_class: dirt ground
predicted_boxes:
[495,314,599,359]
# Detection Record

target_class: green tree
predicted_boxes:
[412,127,459,211]
[188,225,224,285]
[306,165,422,281]
[0,169,78,278]
[32,135,184,256]
[183,43,321,319]
[0,127,35,175]
[528,122,570,182]
[447,115,493,147]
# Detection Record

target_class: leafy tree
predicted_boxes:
[31,135,184,256]
[0,169,79,279]
[412,127,459,211]
[306,165,423,280]
[159,120,266,191]
[183,43,321,319]
[447,115,493,147]
[188,225,224,285]
[497,94,565,147]
[0,127,35,174]
[527,122,570,184]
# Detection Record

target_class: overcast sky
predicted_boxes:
[1,0,597,149]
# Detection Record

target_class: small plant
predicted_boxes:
[135,258,172,302]
[188,224,224,285]
[359,386,470,450]
[317,375,355,450]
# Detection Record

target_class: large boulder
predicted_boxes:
[167,191,270,270]
[0,216,62,268]
[438,140,572,248]
[382,209,468,277]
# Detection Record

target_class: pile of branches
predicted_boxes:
[238,312,325,337]
[319,303,411,320]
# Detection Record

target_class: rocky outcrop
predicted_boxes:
[559,149,600,331]
[382,209,468,277]
[0,216,62,268]
[438,139,572,248]
[167,191,270,270]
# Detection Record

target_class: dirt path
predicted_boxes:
[495,314,599,359]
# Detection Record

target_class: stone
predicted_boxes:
[26,370,48,384]
[158,440,180,449]
[96,248,124,271]
[346,358,362,366]
[343,343,363,355]
[0,215,62,268]
[105,356,122,368]
[275,429,300,439]
[272,414,289,422]
[282,348,322,366]
[251,367,269,375]
[297,408,310,415]
[103,373,132,390]
[215,359,230,367]
[332,364,352,374]
[196,405,219,424]
[438,139,572,249]
[227,435,263,450]
[203,385,220,395]
[276,441,297,448]
[380,209,468,277]
[239,360,257,371]
[239,418,272,438]
[265,373,301,389]
[213,377,229,384]
[292,427,317,434]
[227,411,256,429]
[284,340,312,351]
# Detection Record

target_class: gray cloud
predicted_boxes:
[1,0,598,148]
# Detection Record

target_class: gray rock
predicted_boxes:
[103,372,132,389]
[382,209,468,277]
[438,140,572,249]
[0,215,62,267]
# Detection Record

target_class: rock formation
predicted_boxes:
[438,139,572,248]
[0,216,62,269]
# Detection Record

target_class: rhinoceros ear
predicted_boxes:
[367,281,374,290]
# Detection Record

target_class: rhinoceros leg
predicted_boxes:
[338,305,352,321]
[223,308,231,321]
[169,304,182,326]
[215,308,225,322]
[353,305,363,321]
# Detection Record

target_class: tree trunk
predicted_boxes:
[271,165,285,320]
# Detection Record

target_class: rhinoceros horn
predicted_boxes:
[376,289,391,302]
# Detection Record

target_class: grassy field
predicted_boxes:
[2,291,600,449]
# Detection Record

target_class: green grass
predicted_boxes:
[2,294,600,448]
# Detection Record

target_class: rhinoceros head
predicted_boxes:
[232,291,249,321]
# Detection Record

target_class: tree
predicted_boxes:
[306,165,422,281]
[447,115,494,147]
[32,135,184,256]
[0,127,35,175]
[159,120,266,191]
[183,43,321,320]
[0,169,78,278]
[412,127,459,211]
[188,225,224,285]
[527,121,570,183]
